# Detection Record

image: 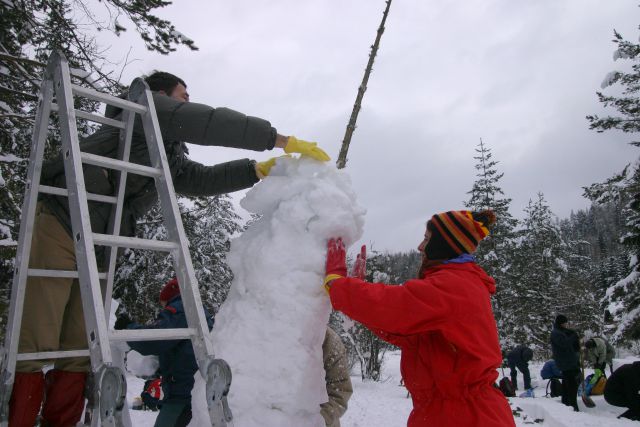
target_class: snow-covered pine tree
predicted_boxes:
[464,139,519,349]
[584,164,640,344]
[114,195,242,323]
[510,193,571,355]
[586,23,640,345]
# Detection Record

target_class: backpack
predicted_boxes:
[499,377,516,397]
[591,375,607,395]
[546,378,563,398]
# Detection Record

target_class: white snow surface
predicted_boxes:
[126,352,640,426]
[191,157,365,426]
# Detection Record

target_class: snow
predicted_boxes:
[196,157,364,426]
[601,71,619,89]
[613,49,631,61]
[124,350,640,426]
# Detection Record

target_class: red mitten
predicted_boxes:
[324,238,347,292]
[351,245,367,280]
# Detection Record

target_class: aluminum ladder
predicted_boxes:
[0,51,233,426]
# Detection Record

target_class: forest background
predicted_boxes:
[0,0,639,380]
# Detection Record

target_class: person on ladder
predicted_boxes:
[8,70,330,427]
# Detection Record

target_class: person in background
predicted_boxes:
[321,328,353,427]
[550,315,581,411]
[506,345,533,392]
[8,69,330,427]
[115,278,213,427]
[324,209,515,427]
[584,336,615,375]
[604,361,640,421]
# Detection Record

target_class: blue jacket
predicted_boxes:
[540,360,563,379]
[550,325,580,371]
[127,296,214,402]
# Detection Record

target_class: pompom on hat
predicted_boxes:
[424,209,496,260]
[159,278,180,302]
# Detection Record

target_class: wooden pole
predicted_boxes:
[336,0,392,169]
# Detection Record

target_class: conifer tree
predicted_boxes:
[114,195,241,323]
[585,22,640,344]
[511,194,569,354]
[464,139,519,348]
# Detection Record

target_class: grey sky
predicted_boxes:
[104,0,638,253]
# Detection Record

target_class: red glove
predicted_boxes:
[351,245,367,280]
[324,238,347,292]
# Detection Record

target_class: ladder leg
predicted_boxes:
[131,78,235,426]
[205,358,233,427]
[0,60,56,427]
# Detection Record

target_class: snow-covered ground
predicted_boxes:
[125,350,640,426]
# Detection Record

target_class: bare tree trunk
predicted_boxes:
[336,0,392,169]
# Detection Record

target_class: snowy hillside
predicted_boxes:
[125,350,640,426]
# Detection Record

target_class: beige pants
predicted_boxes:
[17,203,90,372]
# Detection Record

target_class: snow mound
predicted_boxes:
[193,156,365,426]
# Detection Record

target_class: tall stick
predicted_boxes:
[336,0,392,169]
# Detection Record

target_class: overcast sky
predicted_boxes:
[101,0,638,253]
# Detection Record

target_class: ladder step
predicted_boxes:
[17,349,90,361]
[28,269,107,280]
[70,84,148,115]
[50,103,126,129]
[81,152,162,178]
[40,184,118,204]
[93,233,179,252]
[110,328,197,342]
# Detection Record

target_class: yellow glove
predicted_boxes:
[255,155,291,178]
[284,136,331,162]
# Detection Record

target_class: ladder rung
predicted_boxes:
[81,152,162,178]
[70,84,148,115]
[50,103,126,129]
[93,233,178,252]
[110,328,197,342]
[17,349,90,361]
[40,184,118,204]
[28,269,107,280]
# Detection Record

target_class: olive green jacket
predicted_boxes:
[41,91,276,239]
[321,328,353,427]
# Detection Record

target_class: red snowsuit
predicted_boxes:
[329,262,514,427]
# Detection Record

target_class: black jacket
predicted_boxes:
[507,345,533,365]
[604,361,640,414]
[41,91,275,240]
[550,325,580,371]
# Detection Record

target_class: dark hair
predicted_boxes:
[554,314,568,327]
[585,338,596,349]
[144,71,187,95]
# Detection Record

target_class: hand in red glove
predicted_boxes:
[324,238,347,292]
[351,245,367,280]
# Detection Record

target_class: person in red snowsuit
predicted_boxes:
[324,209,515,427]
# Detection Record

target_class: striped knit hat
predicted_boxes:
[424,210,496,260]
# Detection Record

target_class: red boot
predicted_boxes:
[41,370,87,427]
[8,371,45,427]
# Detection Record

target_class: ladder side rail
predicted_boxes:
[0,67,55,426]
[103,109,136,321]
[132,80,216,370]
[52,54,113,369]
